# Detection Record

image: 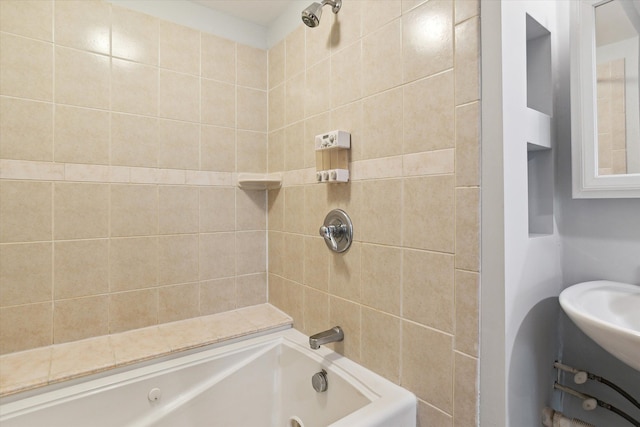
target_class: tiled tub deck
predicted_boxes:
[0,304,292,397]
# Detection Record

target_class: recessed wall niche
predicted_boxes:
[526,14,552,115]
[526,14,554,236]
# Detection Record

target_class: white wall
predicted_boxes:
[555,3,640,425]
[481,1,564,425]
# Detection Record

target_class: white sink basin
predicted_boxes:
[559,280,640,371]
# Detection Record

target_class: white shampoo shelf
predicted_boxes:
[315,130,351,184]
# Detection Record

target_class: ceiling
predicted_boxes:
[191,0,297,26]
[595,0,640,47]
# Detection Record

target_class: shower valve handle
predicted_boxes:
[320,224,343,251]
[319,209,353,253]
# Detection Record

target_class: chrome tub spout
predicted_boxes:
[309,326,344,349]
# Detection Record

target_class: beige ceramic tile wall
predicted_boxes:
[597,59,627,175]
[267,0,480,425]
[0,0,268,354]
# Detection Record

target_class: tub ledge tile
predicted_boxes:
[110,326,172,367]
[0,347,52,396]
[49,336,115,384]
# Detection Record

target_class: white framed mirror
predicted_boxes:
[571,0,640,198]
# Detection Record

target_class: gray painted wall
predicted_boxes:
[555,2,640,425]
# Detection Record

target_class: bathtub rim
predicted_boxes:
[0,324,291,405]
[1,327,416,427]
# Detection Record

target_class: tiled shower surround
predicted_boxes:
[0,0,269,352]
[267,1,480,425]
[0,0,480,425]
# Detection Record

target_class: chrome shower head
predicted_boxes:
[302,2,323,27]
[301,0,342,28]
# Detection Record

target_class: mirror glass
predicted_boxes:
[594,0,640,176]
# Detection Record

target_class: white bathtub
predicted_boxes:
[0,328,416,427]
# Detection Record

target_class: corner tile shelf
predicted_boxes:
[237,173,282,190]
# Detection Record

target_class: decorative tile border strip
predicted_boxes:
[280,149,456,186]
[1,149,454,187]
[0,160,235,186]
